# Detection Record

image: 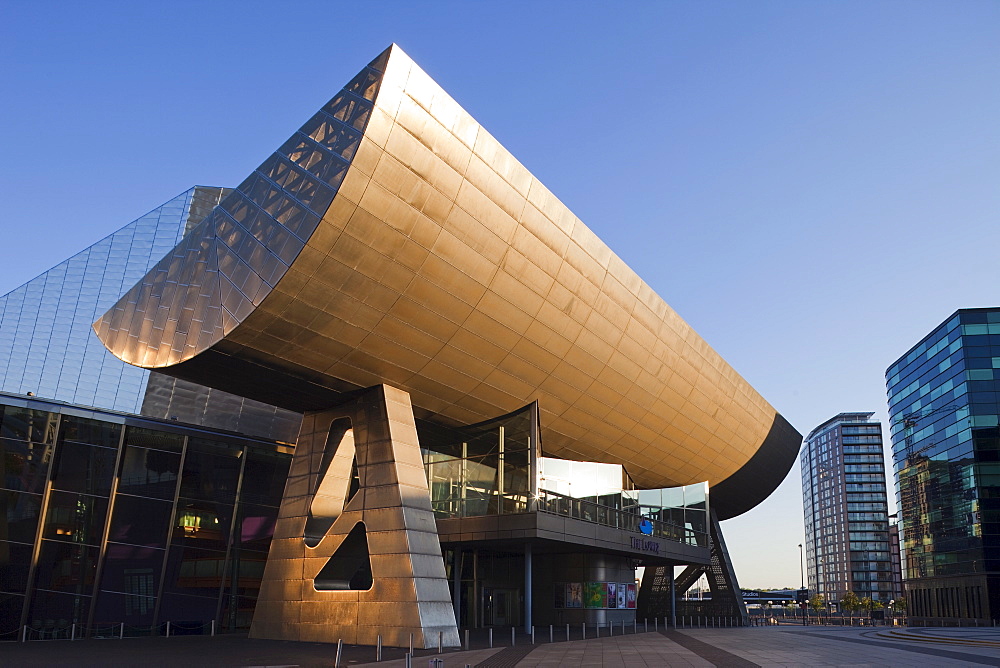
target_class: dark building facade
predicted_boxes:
[0,392,292,640]
[886,307,1000,622]
[801,413,899,606]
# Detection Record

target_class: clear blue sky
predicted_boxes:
[2,1,998,589]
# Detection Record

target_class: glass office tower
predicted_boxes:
[886,307,1000,622]
[801,413,897,606]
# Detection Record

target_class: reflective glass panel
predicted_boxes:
[50,441,116,496]
[0,406,57,443]
[161,543,227,599]
[43,491,109,545]
[97,541,164,606]
[0,592,24,635]
[236,503,278,552]
[60,416,121,449]
[179,442,241,503]
[171,498,233,552]
[117,446,180,500]
[240,450,290,507]
[108,495,172,547]
[0,437,53,493]
[32,540,99,594]
[92,590,156,626]
[26,588,90,627]
[0,540,33,594]
[0,489,43,543]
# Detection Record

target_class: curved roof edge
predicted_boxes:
[710,413,802,521]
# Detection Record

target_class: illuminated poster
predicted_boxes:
[626,583,637,609]
[617,583,627,609]
[607,582,618,608]
[566,583,583,608]
[585,582,606,608]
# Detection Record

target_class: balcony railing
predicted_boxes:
[430,488,707,548]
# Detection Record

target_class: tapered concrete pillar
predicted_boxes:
[250,384,460,648]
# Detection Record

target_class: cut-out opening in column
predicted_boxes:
[304,416,356,547]
[314,521,373,591]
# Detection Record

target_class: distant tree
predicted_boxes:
[860,597,874,612]
[891,597,906,613]
[871,600,884,610]
[840,591,861,615]
[809,593,825,612]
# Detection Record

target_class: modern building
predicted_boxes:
[1,44,802,646]
[0,391,292,640]
[801,413,898,607]
[0,186,300,444]
[886,307,1000,623]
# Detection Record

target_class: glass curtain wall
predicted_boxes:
[0,399,291,639]
[420,404,534,519]
[419,401,708,548]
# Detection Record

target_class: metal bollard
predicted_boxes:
[623,619,626,635]
[410,632,414,656]
[404,652,411,668]
[71,623,76,641]
[377,634,382,662]
[166,621,171,637]
[566,624,569,641]
[489,628,493,648]
[211,620,215,636]
[119,622,124,639]
[645,618,648,632]
[550,624,553,643]
[465,629,469,650]
[335,639,343,668]
[511,626,515,647]
[531,626,535,645]
[21,625,26,642]
[582,622,586,640]
[609,620,612,636]
[439,630,443,654]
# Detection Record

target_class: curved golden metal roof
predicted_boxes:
[95,45,799,499]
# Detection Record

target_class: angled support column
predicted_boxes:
[250,384,460,647]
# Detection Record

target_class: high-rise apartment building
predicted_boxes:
[886,307,1000,622]
[801,412,898,605]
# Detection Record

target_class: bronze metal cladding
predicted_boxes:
[95,44,800,504]
[251,384,460,647]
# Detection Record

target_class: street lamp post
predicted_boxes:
[798,544,806,625]
[798,543,804,589]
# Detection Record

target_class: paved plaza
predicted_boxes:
[5,625,1000,667]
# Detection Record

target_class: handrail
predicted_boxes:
[429,488,707,548]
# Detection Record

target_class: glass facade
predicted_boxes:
[886,307,1000,620]
[0,187,226,413]
[421,403,708,548]
[801,413,897,605]
[0,393,291,639]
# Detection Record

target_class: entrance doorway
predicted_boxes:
[483,588,520,627]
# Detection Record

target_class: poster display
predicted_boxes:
[606,582,618,608]
[566,583,583,608]
[554,582,635,609]
[584,582,606,608]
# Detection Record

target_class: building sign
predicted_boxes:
[630,536,661,554]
